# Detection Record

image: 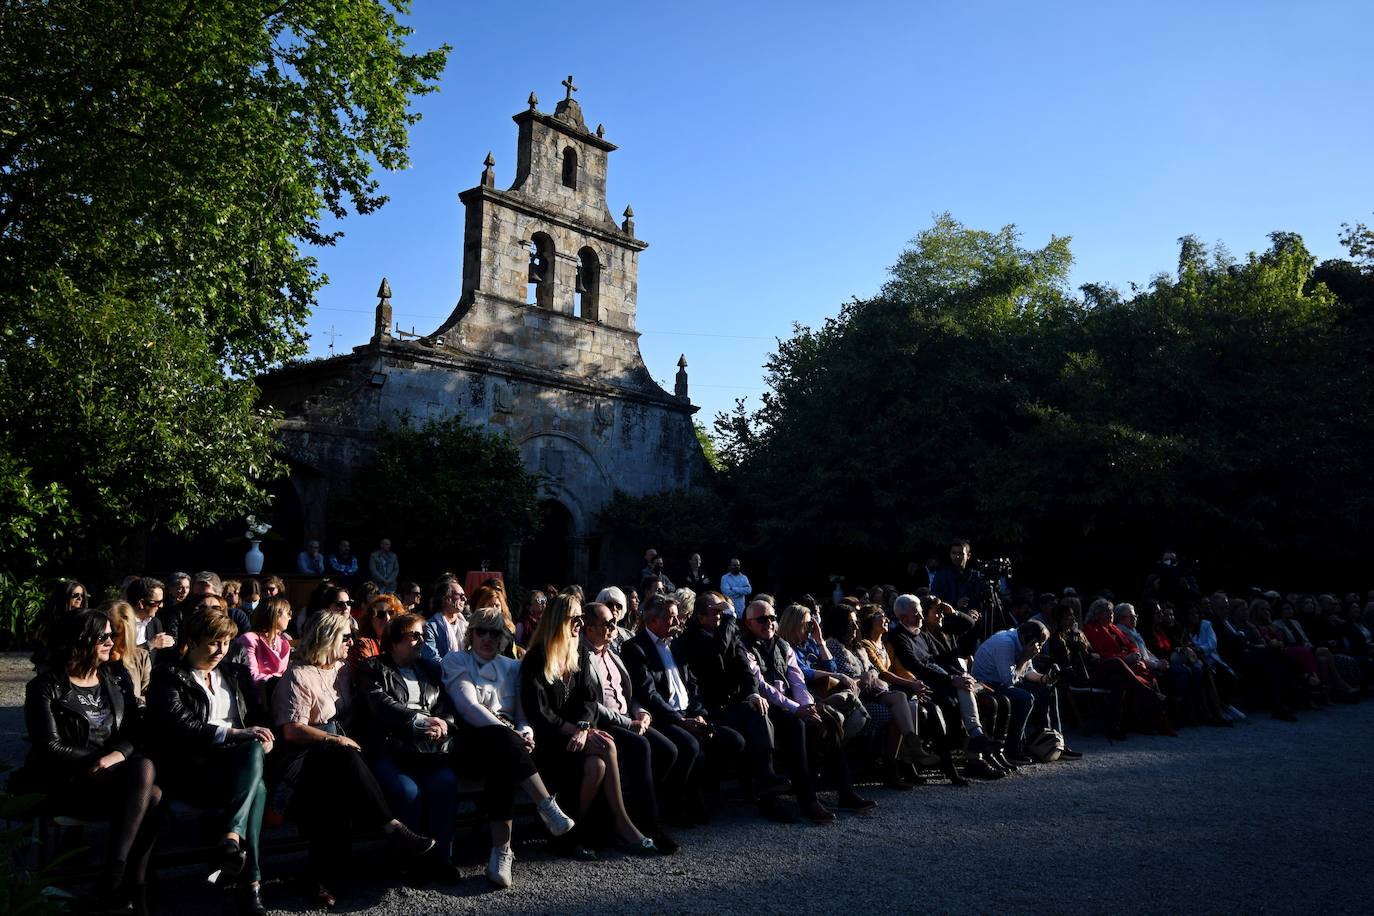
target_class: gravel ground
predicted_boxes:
[3,652,1368,915]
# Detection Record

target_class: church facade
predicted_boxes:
[259,80,708,586]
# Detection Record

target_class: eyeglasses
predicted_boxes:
[375,610,394,619]
[533,597,547,606]
[341,633,355,644]
[568,615,584,628]
[146,598,163,607]
[605,600,622,610]
[445,592,465,601]
[401,631,424,642]
[98,631,114,644]
[334,599,355,608]
[472,627,503,638]
[752,615,778,624]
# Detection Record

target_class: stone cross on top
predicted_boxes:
[561,74,577,100]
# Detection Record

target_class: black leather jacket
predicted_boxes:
[19,668,138,788]
[145,659,261,761]
[355,655,456,756]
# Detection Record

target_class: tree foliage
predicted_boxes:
[0,1,448,574]
[718,214,1374,593]
[333,416,542,582]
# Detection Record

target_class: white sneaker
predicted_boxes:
[486,846,514,889]
[537,795,575,837]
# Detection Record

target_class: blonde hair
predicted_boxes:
[297,610,351,667]
[778,604,811,646]
[530,594,581,682]
[100,599,139,662]
[673,587,696,619]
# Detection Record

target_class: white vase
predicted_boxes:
[245,539,264,575]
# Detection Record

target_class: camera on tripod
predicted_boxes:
[972,556,1013,580]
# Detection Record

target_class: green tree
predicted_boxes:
[0,1,448,574]
[720,216,1374,593]
[333,416,542,582]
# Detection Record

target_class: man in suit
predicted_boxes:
[622,594,742,826]
[582,601,678,852]
[675,591,791,818]
[126,576,174,650]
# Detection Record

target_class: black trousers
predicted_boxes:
[768,708,854,804]
[605,724,675,834]
[452,724,538,822]
[712,700,777,781]
[293,743,394,882]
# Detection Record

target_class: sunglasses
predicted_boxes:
[91,631,114,644]
[401,631,424,642]
[341,633,355,644]
[472,627,503,638]
[374,609,394,619]
[334,599,355,608]
[753,615,778,623]
[146,598,164,607]
[568,615,584,627]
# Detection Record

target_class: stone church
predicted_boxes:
[259,79,709,586]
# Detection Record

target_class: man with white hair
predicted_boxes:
[886,594,1005,779]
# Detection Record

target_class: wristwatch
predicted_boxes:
[576,720,591,731]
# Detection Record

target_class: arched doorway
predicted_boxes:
[522,499,574,587]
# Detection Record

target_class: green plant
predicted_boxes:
[0,575,48,651]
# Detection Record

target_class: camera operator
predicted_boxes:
[931,539,988,614]
[1155,551,1201,607]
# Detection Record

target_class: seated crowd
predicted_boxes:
[16,549,1374,915]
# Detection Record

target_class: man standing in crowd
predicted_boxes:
[297,539,325,575]
[740,600,875,822]
[368,537,399,593]
[684,553,710,595]
[720,559,751,618]
[329,539,359,584]
[932,538,988,613]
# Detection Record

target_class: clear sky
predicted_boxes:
[305,1,1374,426]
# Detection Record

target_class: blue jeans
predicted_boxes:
[373,754,458,858]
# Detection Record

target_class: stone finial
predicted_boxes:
[595,123,606,138]
[373,277,393,343]
[674,354,689,400]
[527,91,539,110]
[621,205,635,235]
[481,151,495,188]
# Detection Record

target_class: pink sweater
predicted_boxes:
[236,631,291,683]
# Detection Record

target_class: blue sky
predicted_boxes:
[306,1,1374,426]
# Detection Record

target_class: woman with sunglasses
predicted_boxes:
[236,596,293,685]
[355,612,465,883]
[521,595,659,859]
[20,608,163,914]
[442,605,576,886]
[147,605,272,915]
[351,594,402,671]
[274,610,435,907]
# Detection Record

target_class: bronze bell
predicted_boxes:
[528,258,544,284]
[574,265,587,294]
